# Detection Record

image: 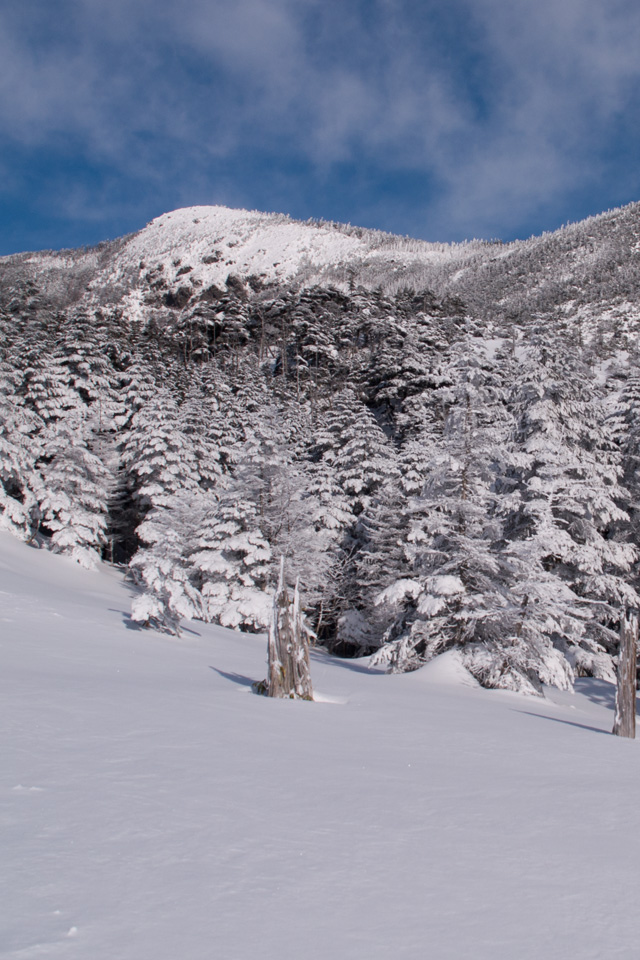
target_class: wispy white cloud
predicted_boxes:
[1,0,640,241]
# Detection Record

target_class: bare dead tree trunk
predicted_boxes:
[613,608,637,738]
[291,576,313,700]
[267,558,313,700]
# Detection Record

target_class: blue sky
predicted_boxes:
[2,0,640,254]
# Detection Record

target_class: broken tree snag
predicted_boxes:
[267,559,293,698]
[291,577,313,700]
[267,559,313,700]
[613,608,638,739]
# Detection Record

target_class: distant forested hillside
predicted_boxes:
[3,202,640,694]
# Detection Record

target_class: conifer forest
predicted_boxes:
[4,201,640,695]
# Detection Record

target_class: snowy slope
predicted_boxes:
[4,199,640,336]
[3,533,640,960]
[0,204,480,315]
[108,199,640,328]
[104,204,478,297]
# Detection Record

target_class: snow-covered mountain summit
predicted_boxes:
[4,198,640,331]
[113,204,475,289]
[0,203,482,312]
[122,198,640,312]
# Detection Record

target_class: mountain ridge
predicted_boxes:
[3,198,640,338]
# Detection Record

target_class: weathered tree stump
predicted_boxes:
[267,559,313,700]
[612,608,637,738]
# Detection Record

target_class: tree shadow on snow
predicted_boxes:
[209,666,256,688]
[308,649,386,674]
[514,710,611,736]
[112,610,146,631]
[113,610,202,637]
[573,678,617,710]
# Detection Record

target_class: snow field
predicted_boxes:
[2,532,640,960]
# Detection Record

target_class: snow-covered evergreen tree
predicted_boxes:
[123,389,202,631]
[309,388,401,648]
[189,488,273,631]
[608,366,640,546]
[0,364,42,539]
[129,493,204,634]
[37,410,112,568]
[312,388,399,518]
[499,344,638,681]
[369,338,562,693]
[178,382,230,490]
[121,388,200,513]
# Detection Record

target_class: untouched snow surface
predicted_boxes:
[2,532,640,960]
